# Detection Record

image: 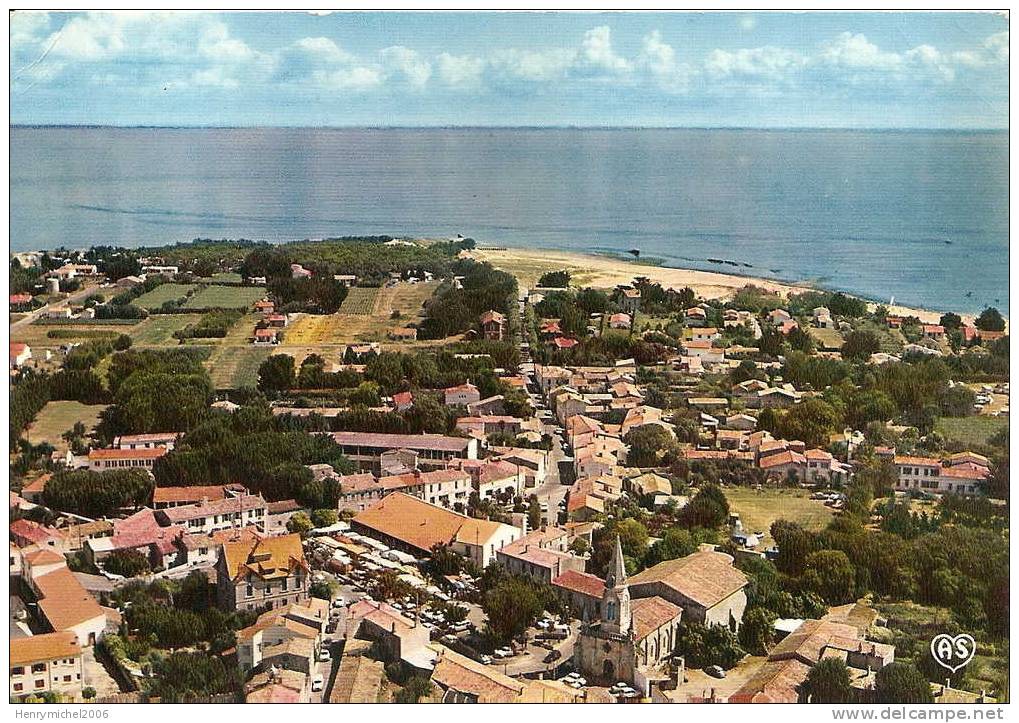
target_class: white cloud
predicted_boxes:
[577,26,630,75]
[491,47,577,82]
[637,31,690,91]
[984,31,1008,62]
[380,46,432,88]
[821,32,903,71]
[309,66,383,91]
[293,36,356,65]
[437,52,486,89]
[706,46,807,80]
[739,16,757,31]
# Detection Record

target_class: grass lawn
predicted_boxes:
[724,486,834,547]
[808,326,844,350]
[205,345,271,389]
[184,285,266,310]
[26,401,108,453]
[133,283,197,310]
[129,314,197,345]
[935,415,1008,447]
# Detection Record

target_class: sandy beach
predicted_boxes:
[471,246,980,327]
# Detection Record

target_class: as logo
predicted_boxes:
[929,634,976,673]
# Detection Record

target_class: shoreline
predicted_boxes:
[470,246,988,328]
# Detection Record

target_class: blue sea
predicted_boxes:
[9,127,1008,315]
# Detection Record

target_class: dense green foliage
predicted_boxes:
[42,469,153,518]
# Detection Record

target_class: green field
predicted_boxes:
[133,283,198,310]
[129,315,197,345]
[935,415,1008,447]
[183,285,266,310]
[853,319,905,354]
[338,287,380,315]
[205,345,271,389]
[196,272,244,284]
[724,486,834,547]
[26,401,108,453]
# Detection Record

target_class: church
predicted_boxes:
[573,537,685,694]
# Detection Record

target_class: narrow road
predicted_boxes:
[11,283,105,331]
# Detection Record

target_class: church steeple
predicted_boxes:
[600,535,631,636]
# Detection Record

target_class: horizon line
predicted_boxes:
[9,123,1007,133]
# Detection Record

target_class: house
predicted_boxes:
[444,382,481,407]
[455,415,523,438]
[494,449,548,487]
[728,618,893,703]
[768,309,792,325]
[684,327,720,343]
[813,307,833,328]
[266,313,288,328]
[684,306,708,327]
[551,336,579,350]
[329,432,479,472]
[27,563,106,646]
[467,394,505,415]
[216,533,310,612]
[346,599,433,672]
[253,298,275,314]
[627,549,748,629]
[236,598,328,672]
[495,527,585,584]
[157,493,268,535]
[921,324,946,340]
[392,390,414,412]
[49,263,98,280]
[152,485,229,509]
[479,310,507,341]
[351,493,520,568]
[10,292,33,307]
[113,432,179,451]
[471,460,526,498]
[429,645,585,703]
[608,312,631,330]
[10,342,32,369]
[333,274,357,286]
[754,386,802,409]
[619,287,641,314]
[253,328,278,345]
[140,265,178,276]
[115,275,145,288]
[11,519,65,550]
[681,340,724,364]
[244,668,308,704]
[893,454,989,496]
[10,632,84,700]
[290,263,312,279]
[724,413,758,431]
[329,639,385,703]
[84,508,185,570]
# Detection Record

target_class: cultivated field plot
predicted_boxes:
[133,283,198,310]
[338,287,381,315]
[205,345,271,389]
[129,314,196,345]
[808,326,844,350]
[27,401,108,453]
[935,415,1008,447]
[183,284,266,310]
[724,486,834,548]
[196,272,244,284]
[282,282,439,347]
[12,322,141,348]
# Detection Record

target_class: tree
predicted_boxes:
[802,550,856,604]
[310,580,336,601]
[42,469,152,519]
[527,495,541,531]
[113,334,133,351]
[644,527,698,568]
[676,622,745,669]
[482,577,544,644]
[778,398,841,448]
[678,483,730,530]
[738,607,776,655]
[841,330,881,361]
[537,270,570,288]
[804,658,852,703]
[975,307,1005,332]
[874,662,934,704]
[624,424,677,467]
[81,687,96,701]
[395,676,433,703]
[257,354,296,393]
[286,511,313,536]
[104,549,151,578]
[939,312,963,331]
[311,508,337,528]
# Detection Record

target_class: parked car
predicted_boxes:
[543,649,562,664]
[311,675,324,692]
[318,648,331,662]
[706,665,726,679]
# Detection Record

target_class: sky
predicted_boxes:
[8,11,1010,128]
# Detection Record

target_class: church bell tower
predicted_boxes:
[600,535,631,636]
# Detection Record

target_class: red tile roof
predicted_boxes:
[552,570,605,598]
